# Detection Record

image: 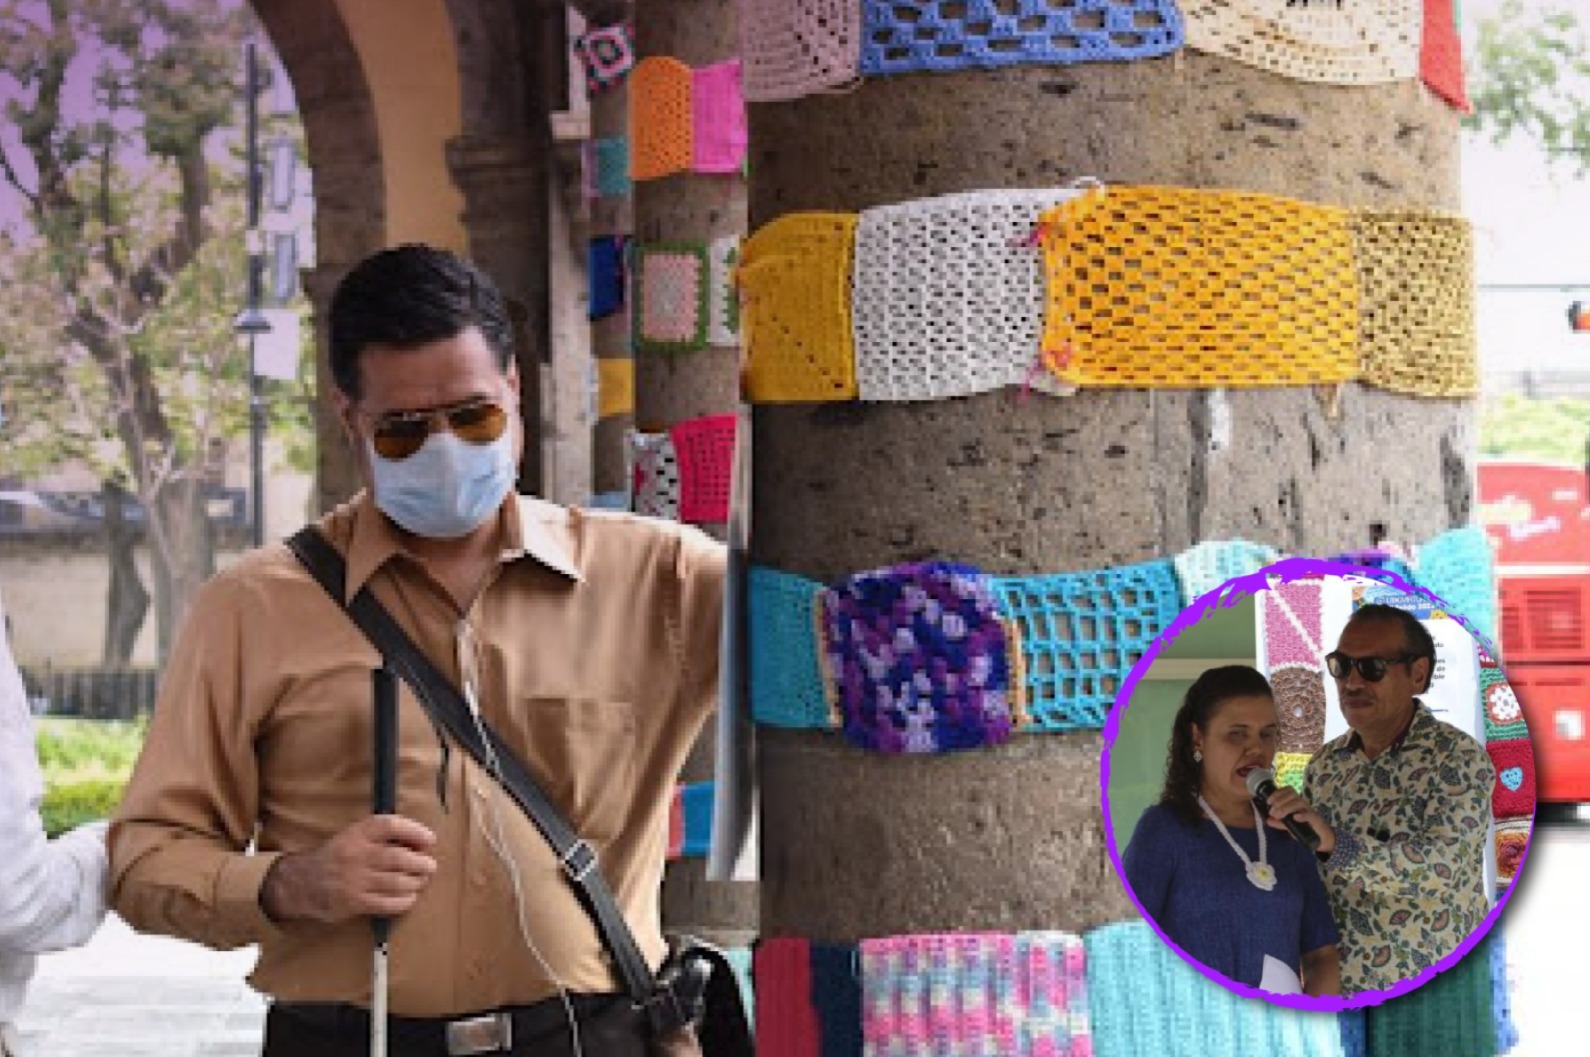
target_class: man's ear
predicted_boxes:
[1413,655,1433,694]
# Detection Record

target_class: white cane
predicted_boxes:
[371,667,399,1057]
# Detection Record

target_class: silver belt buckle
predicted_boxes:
[445,1012,513,1056]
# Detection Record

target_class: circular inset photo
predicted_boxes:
[1101,558,1534,1010]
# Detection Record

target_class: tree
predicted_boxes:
[0,0,276,660]
[1466,0,1590,175]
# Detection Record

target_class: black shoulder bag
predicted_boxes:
[286,526,751,1055]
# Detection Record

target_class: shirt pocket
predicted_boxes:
[513,696,638,843]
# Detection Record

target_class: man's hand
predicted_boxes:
[260,815,437,925]
[1263,787,1336,857]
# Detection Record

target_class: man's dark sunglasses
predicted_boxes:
[1324,651,1417,682]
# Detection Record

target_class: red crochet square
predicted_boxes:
[1487,737,1536,820]
[755,938,819,1057]
[1421,0,1470,113]
[671,413,737,523]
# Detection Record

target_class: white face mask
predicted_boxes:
[368,428,516,539]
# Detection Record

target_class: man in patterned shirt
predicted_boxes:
[1262,604,1493,997]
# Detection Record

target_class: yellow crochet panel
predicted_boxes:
[1274,751,1311,792]
[1038,186,1359,388]
[630,57,693,181]
[1350,211,1477,398]
[596,356,635,418]
[739,212,860,403]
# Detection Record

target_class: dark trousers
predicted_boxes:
[261,997,700,1057]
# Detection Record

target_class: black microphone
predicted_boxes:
[1245,768,1322,851]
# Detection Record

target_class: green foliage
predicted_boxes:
[1479,393,1590,463]
[1466,0,1590,176]
[35,717,143,837]
[41,779,123,838]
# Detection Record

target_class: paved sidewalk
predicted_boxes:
[12,915,263,1057]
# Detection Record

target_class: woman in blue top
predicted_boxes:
[1123,665,1341,996]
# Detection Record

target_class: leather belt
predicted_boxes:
[272,994,632,1055]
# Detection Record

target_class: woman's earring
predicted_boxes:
[1193,750,1203,763]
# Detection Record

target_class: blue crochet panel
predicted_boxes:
[1416,525,1499,649]
[749,566,832,729]
[587,235,627,321]
[681,781,714,858]
[1491,925,1519,1055]
[810,944,862,1057]
[1337,1007,1367,1057]
[859,0,1184,76]
[594,136,631,198]
[991,558,1182,731]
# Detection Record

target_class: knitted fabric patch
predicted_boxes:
[634,244,712,353]
[1272,664,1328,755]
[859,0,1183,76]
[1274,751,1311,792]
[1488,737,1536,820]
[1416,526,1497,647]
[692,59,748,174]
[1337,1008,1367,1057]
[1350,210,1477,398]
[573,22,636,93]
[681,780,714,857]
[740,213,860,403]
[588,235,627,321]
[592,137,631,198]
[629,430,680,520]
[851,188,1080,403]
[1421,0,1471,112]
[1085,921,1345,1057]
[750,566,834,729]
[1364,932,1495,1057]
[756,937,821,1057]
[708,234,742,347]
[739,0,861,102]
[1180,0,1421,83]
[1491,926,1519,1054]
[596,356,634,419]
[1173,539,1281,603]
[810,945,863,1057]
[1495,817,1529,886]
[1480,667,1527,743]
[991,559,1182,731]
[631,57,694,181]
[821,563,1017,754]
[1038,187,1358,387]
[1262,578,1324,667]
[859,932,1091,1057]
[672,413,737,523]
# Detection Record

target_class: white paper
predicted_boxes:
[251,308,302,381]
[1260,953,1303,994]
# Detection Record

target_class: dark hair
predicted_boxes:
[328,244,515,399]
[1158,665,1275,826]
[1344,603,1437,694]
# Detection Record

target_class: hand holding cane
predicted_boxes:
[371,667,399,1057]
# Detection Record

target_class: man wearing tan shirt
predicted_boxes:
[109,245,723,1057]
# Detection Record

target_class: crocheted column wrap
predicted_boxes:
[1180,0,1421,83]
[1350,210,1477,397]
[597,356,635,419]
[1274,751,1312,793]
[692,59,748,174]
[1263,578,1324,667]
[756,937,822,1057]
[811,945,864,1057]
[633,244,712,353]
[749,566,834,729]
[1084,921,1346,1057]
[1337,1008,1366,1057]
[1479,667,1527,743]
[1487,738,1536,820]
[1490,925,1519,1054]
[1416,526,1498,648]
[1494,818,1529,887]
[1421,0,1471,111]
[859,0,1183,76]
[630,56,695,181]
[739,0,861,102]
[1272,665,1328,755]
[573,22,636,93]
[851,188,1079,402]
[1364,932,1497,1057]
[708,234,742,347]
[740,213,860,402]
[1038,187,1358,387]
[681,780,714,857]
[820,563,1018,754]
[588,235,628,321]
[629,430,681,520]
[593,136,631,198]
[672,413,738,524]
[1173,540,1281,603]
[991,559,1182,731]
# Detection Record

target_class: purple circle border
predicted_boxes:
[1098,555,1537,1012]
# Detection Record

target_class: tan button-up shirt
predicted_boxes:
[109,493,724,1017]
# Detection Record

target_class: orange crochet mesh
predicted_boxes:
[630,57,694,181]
[739,213,859,403]
[1350,211,1476,398]
[1038,186,1359,387]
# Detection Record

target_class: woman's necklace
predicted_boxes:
[1198,795,1278,892]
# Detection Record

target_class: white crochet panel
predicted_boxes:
[708,234,741,348]
[739,0,860,102]
[628,430,681,521]
[1181,0,1421,83]
[851,188,1082,403]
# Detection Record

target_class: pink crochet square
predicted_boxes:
[671,413,737,524]
[692,60,747,174]
[574,23,635,93]
[755,937,820,1057]
[1263,579,1324,667]
[635,247,709,350]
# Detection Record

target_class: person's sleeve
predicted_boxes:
[108,574,285,950]
[0,599,109,954]
[670,525,727,727]
[1316,738,1494,904]
[1297,847,1340,954]
[1121,806,1173,921]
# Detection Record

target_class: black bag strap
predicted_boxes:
[285,526,684,1030]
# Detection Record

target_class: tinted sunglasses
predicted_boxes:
[1324,651,1416,682]
[366,399,509,461]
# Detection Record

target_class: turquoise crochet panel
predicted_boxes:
[1416,526,1498,649]
[748,566,831,729]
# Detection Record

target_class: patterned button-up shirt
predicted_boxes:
[1303,702,1493,996]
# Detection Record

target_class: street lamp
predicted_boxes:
[239,36,267,548]
[233,306,271,548]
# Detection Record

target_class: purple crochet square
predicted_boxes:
[820,562,1015,754]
